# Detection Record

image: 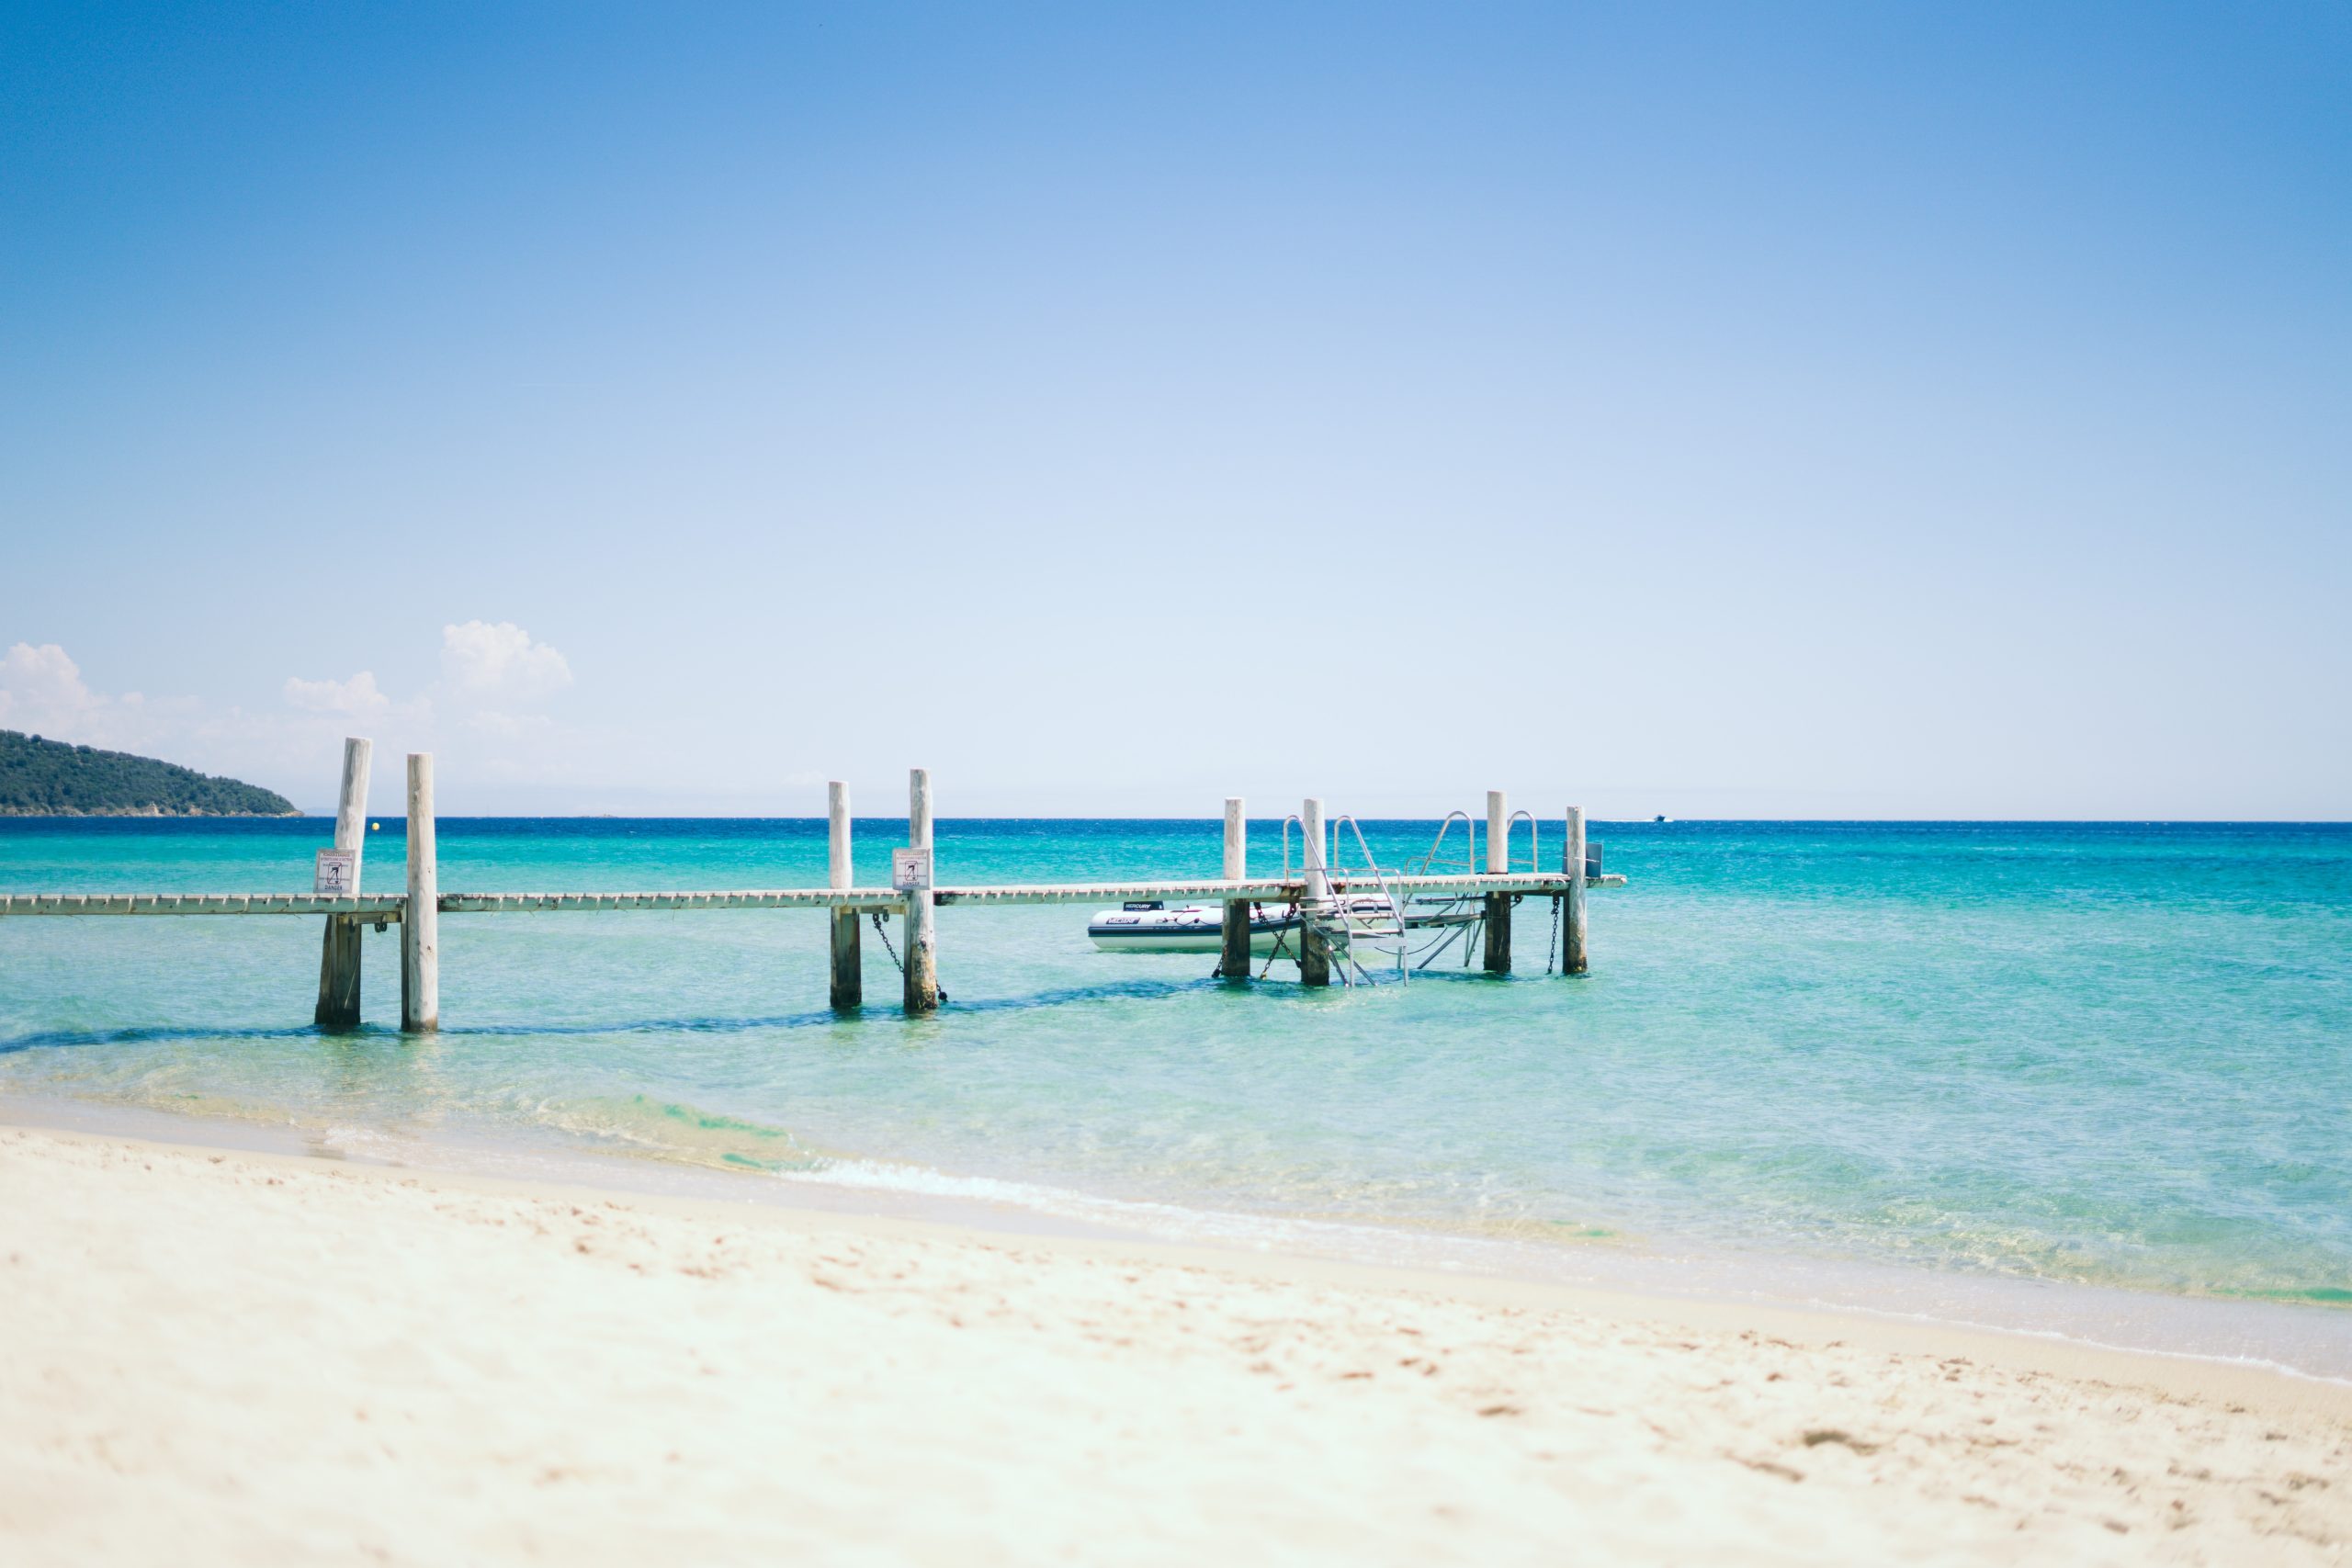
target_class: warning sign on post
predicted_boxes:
[314,848,358,897]
[890,847,933,892]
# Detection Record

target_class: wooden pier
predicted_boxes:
[0,740,1625,1030]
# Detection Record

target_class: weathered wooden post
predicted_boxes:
[400,752,438,1032]
[313,736,372,1029]
[1483,788,1512,973]
[828,780,860,1009]
[903,767,939,1013]
[1219,796,1250,981]
[1563,806,1589,976]
[1298,795,1331,987]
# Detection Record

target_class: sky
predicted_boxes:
[2,1,2346,818]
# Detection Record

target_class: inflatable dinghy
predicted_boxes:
[1086,897,1398,954]
[1086,900,1296,953]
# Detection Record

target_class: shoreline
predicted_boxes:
[11,1089,2351,1394]
[4,1113,2349,1562]
[8,1092,2350,1421]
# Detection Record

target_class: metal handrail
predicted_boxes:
[1506,808,1540,873]
[1408,810,1478,878]
[1403,810,1487,942]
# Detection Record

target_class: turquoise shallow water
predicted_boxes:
[4,818,2348,1354]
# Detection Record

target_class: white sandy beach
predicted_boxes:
[2,1120,2346,1566]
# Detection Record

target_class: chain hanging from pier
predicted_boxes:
[870,909,901,975]
[1257,908,1298,981]
[869,910,945,1005]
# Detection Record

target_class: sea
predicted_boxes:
[4,817,2347,1379]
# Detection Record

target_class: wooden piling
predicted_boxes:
[401,752,438,1032]
[903,767,939,1012]
[1298,796,1331,987]
[1219,796,1250,981]
[313,736,372,1029]
[1483,788,1512,973]
[828,780,861,1009]
[1564,806,1589,976]
[316,915,363,1026]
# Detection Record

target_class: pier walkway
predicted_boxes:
[1,739,1623,1029]
[0,872,1620,920]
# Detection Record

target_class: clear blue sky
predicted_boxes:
[3,2,2346,817]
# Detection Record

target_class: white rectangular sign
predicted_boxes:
[890,847,933,892]
[314,848,358,897]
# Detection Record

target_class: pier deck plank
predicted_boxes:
[2,874,1623,918]
[0,893,409,918]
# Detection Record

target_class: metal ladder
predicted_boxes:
[1321,816,1411,986]
[1398,810,1542,972]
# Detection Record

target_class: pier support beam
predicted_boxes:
[314,736,372,1030]
[903,767,939,1013]
[828,781,860,1009]
[401,752,438,1032]
[1298,796,1331,987]
[1563,806,1589,976]
[1483,788,1512,974]
[1219,796,1251,981]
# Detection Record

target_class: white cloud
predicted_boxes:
[0,642,98,732]
[6,630,590,809]
[3,642,261,775]
[282,671,392,716]
[441,621,571,701]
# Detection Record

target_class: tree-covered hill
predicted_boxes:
[0,730,300,816]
